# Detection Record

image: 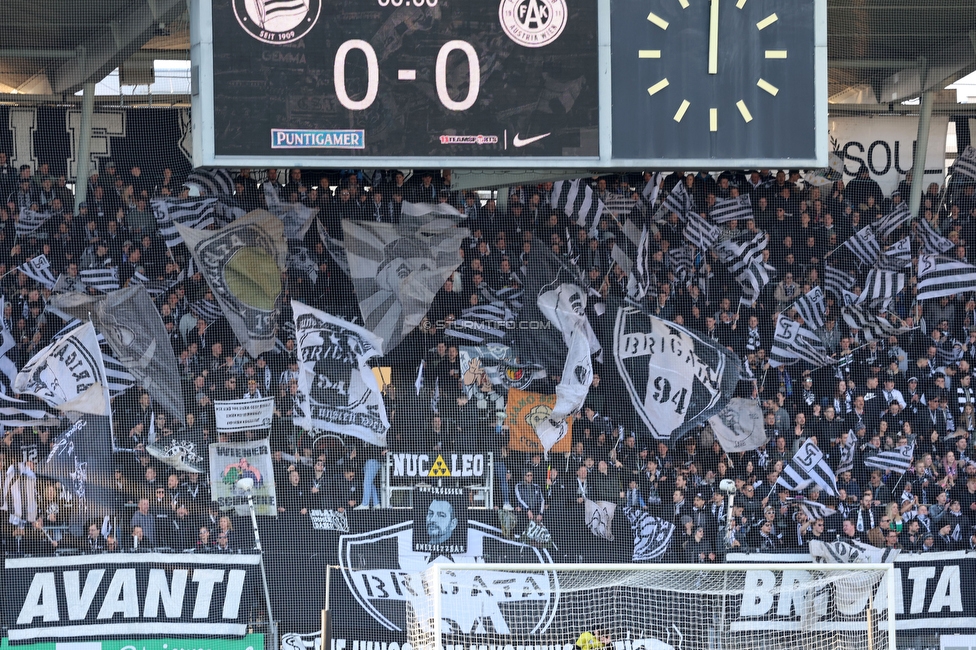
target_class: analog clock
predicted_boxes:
[610,0,824,166]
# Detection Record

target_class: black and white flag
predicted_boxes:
[917,254,976,301]
[796,499,837,523]
[875,236,913,271]
[837,429,857,475]
[824,263,856,299]
[49,286,186,423]
[342,203,468,354]
[17,254,57,289]
[809,538,899,565]
[150,197,218,248]
[668,246,695,282]
[916,218,955,255]
[954,145,976,180]
[185,167,235,196]
[16,208,52,237]
[776,439,839,496]
[769,315,835,368]
[293,300,389,446]
[874,202,913,239]
[0,393,60,427]
[549,180,604,238]
[14,322,111,416]
[864,438,915,474]
[792,286,826,329]
[625,507,675,561]
[178,209,288,357]
[190,298,223,323]
[79,267,120,293]
[613,304,740,442]
[710,194,753,224]
[842,226,881,265]
[38,414,116,536]
[709,397,767,452]
[683,211,722,250]
[857,269,905,307]
[841,304,911,341]
[654,181,695,222]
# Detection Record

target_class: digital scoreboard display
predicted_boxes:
[191,0,828,168]
[200,0,600,164]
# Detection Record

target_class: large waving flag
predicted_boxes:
[342,202,468,354]
[14,322,111,416]
[177,210,289,357]
[49,286,186,424]
[917,254,976,301]
[776,439,838,496]
[292,300,389,446]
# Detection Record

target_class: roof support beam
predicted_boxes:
[49,0,185,94]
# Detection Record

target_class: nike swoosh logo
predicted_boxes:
[512,132,551,147]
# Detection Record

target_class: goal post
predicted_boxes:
[406,563,897,650]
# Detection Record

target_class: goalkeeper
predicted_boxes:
[576,630,611,650]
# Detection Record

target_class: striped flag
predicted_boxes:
[769,315,835,368]
[953,145,976,180]
[550,180,604,238]
[603,193,639,220]
[190,298,223,323]
[777,438,839,496]
[857,269,905,307]
[654,181,694,222]
[874,202,913,239]
[824,263,856,299]
[257,0,309,28]
[150,197,218,248]
[668,246,695,282]
[837,430,857,475]
[102,353,136,397]
[796,499,837,523]
[875,236,913,271]
[444,302,514,344]
[79,267,120,293]
[791,286,826,329]
[917,254,976,301]
[709,194,753,224]
[641,172,662,207]
[713,231,768,274]
[916,218,954,255]
[185,168,235,196]
[841,304,911,341]
[611,217,643,274]
[735,259,773,307]
[627,225,652,300]
[683,211,722,250]
[864,438,915,474]
[16,254,57,289]
[842,226,880,265]
[16,208,53,237]
[0,393,60,427]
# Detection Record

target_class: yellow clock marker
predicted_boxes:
[735,0,746,7]
[638,50,662,58]
[708,0,720,74]
[736,100,753,122]
[647,78,670,96]
[678,0,690,7]
[674,100,691,122]
[709,108,718,131]
[757,78,779,95]
[647,12,669,29]
[765,50,788,59]
[756,13,778,29]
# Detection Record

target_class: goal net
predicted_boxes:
[404,563,896,650]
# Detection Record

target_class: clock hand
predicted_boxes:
[708,0,720,74]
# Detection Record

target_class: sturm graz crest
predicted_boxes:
[339,520,558,635]
[233,0,322,45]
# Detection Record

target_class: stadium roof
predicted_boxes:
[0,0,974,109]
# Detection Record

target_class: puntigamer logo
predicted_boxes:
[233,0,322,44]
[271,130,365,149]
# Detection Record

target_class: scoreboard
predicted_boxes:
[190,0,827,168]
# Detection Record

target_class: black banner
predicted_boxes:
[3,553,262,643]
[0,106,192,182]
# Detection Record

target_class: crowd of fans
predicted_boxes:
[1,153,976,565]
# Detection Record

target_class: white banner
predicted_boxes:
[828,116,948,195]
[209,439,278,516]
[215,396,276,433]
